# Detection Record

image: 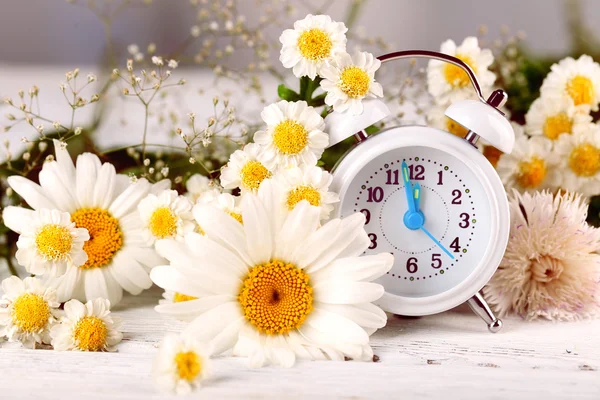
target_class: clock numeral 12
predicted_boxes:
[408,164,425,180]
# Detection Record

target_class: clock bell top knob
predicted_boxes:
[444,90,515,154]
[324,99,391,148]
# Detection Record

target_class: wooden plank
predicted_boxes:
[0,287,598,399]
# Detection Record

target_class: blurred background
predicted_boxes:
[1,0,599,66]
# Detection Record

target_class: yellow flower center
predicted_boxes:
[339,66,371,98]
[566,75,594,106]
[516,157,547,188]
[148,207,178,239]
[11,293,50,333]
[173,292,198,303]
[238,260,313,335]
[297,28,332,62]
[272,120,309,155]
[35,224,73,261]
[175,351,202,382]
[240,160,271,191]
[286,186,321,210]
[228,211,243,224]
[71,208,123,269]
[73,316,108,351]
[569,143,600,177]
[543,113,573,140]
[483,145,503,168]
[443,54,477,88]
[445,116,469,137]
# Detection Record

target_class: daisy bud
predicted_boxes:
[127,44,139,55]
[5,187,13,197]
[190,25,201,37]
[160,167,169,177]
[147,43,156,54]
[25,116,32,125]
[60,83,67,92]
[73,68,80,78]
[189,157,196,164]
[29,85,39,96]
[122,88,130,95]
[36,124,44,134]
[21,137,28,143]
[4,97,13,105]
[209,21,219,31]
[22,152,30,161]
[17,89,24,98]
[188,112,195,121]
[144,158,151,166]
[112,69,120,76]
[178,79,186,85]
[20,103,26,111]
[90,94,99,102]
[74,126,82,135]
[148,167,155,174]
[38,141,48,151]
[52,121,60,129]
[5,113,15,121]
[87,74,97,83]
[134,53,144,62]
[127,59,133,71]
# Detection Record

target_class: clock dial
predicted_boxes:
[339,146,492,298]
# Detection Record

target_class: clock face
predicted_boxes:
[339,145,492,298]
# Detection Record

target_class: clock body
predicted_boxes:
[331,125,509,316]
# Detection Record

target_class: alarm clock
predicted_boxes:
[325,50,515,332]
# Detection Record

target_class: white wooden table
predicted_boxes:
[1,286,598,400]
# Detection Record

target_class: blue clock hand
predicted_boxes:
[420,225,455,259]
[401,161,415,213]
[413,182,421,212]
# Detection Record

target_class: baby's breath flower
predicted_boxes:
[152,56,164,66]
[168,59,178,69]
[127,44,140,55]
[87,74,96,83]
[74,127,82,135]
[190,25,201,37]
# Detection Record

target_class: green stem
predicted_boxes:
[344,0,366,30]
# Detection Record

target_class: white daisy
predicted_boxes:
[153,333,212,395]
[427,37,496,105]
[254,100,329,169]
[138,190,195,245]
[50,298,123,352]
[220,143,274,193]
[185,174,219,203]
[198,191,243,225]
[540,55,600,112]
[551,124,600,196]
[319,51,383,115]
[151,181,393,367]
[279,14,347,79]
[14,208,89,276]
[2,140,167,305]
[273,164,339,220]
[0,276,60,348]
[496,133,558,192]
[525,96,592,140]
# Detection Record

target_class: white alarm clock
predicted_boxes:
[325,50,515,332]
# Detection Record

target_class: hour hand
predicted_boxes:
[401,161,415,212]
[413,182,421,212]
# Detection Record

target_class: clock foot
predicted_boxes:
[466,292,502,333]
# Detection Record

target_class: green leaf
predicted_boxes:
[278,84,299,101]
[308,93,326,108]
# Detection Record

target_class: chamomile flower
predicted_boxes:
[2,140,167,305]
[151,181,393,367]
[525,96,592,140]
[496,134,557,192]
[279,14,347,79]
[540,55,600,112]
[254,100,329,169]
[50,298,123,352]
[185,174,219,203]
[319,51,383,115]
[153,333,212,395]
[551,124,600,196]
[138,190,195,245]
[220,143,274,193]
[13,208,89,276]
[273,164,339,220]
[426,103,470,138]
[0,276,60,348]
[198,191,243,224]
[427,37,496,104]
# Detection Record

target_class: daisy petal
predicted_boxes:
[314,280,384,304]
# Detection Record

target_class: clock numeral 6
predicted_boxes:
[367,187,384,203]
[406,257,418,273]
[450,237,461,253]
[360,209,371,225]
[408,164,425,180]
[431,253,442,269]
[368,233,377,249]
[451,189,462,205]
[459,213,470,228]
